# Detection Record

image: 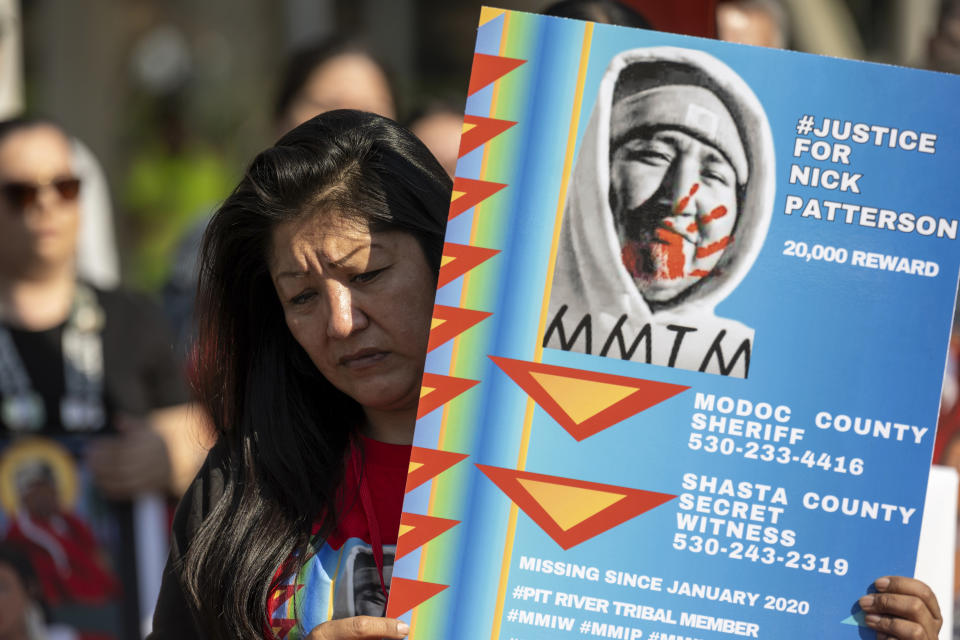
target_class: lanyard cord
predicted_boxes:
[351,441,389,601]
[0,282,106,432]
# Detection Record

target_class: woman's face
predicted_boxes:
[281,53,396,134]
[0,125,80,277]
[270,211,435,420]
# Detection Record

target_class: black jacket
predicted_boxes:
[148,442,228,639]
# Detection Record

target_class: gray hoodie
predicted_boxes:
[544,46,776,378]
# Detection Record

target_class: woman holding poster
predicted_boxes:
[147,110,942,640]
[149,110,446,640]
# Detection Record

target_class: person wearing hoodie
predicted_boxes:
[545,46,775,378]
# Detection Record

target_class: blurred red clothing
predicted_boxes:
[5,510,120,605]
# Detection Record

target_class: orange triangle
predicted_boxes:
[459,115,517,158]
[395,512,460,560]
[417,372,479,419]
[468,53,526,96]
[476,465,676,549]
[385,577,448,617]
[448,177,507,220]
[437,243,500,289]
[405,447,469,493]
[489,357,689,441]
[428,305,492,352]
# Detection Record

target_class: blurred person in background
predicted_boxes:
[935,316,960,464]
[123,97,234,294]
[543,0,790,51]
[542,0,652,28]
[0,117,206,638]
[716,0,789,48]
[164,36,399,358]
[937,426,960,640]
[934,296,960,639]
[926,4,960,631]
[273,37,397,136]
[407,101,464,178]
[929,0,960,73]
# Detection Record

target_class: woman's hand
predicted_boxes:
[858,576,942,639]
[306,617,409,639]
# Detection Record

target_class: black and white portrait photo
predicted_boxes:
[545,46,776,378]
[332,542,395,619]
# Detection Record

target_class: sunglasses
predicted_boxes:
[0,177,82,209]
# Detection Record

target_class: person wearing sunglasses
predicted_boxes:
[0,116,204,639]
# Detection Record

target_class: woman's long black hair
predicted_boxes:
[181,110,450,639]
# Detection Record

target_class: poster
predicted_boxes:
[389,8,960,639]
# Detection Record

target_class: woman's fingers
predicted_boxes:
[859,576,942,640]
[306,616,409,640]
[876,576,942,624]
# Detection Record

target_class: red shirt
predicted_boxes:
[266,435,411,639]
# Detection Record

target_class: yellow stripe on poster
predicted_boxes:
[413,11,517,640]
[488,20,595,640]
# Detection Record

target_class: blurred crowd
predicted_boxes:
[1,0,960,638]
